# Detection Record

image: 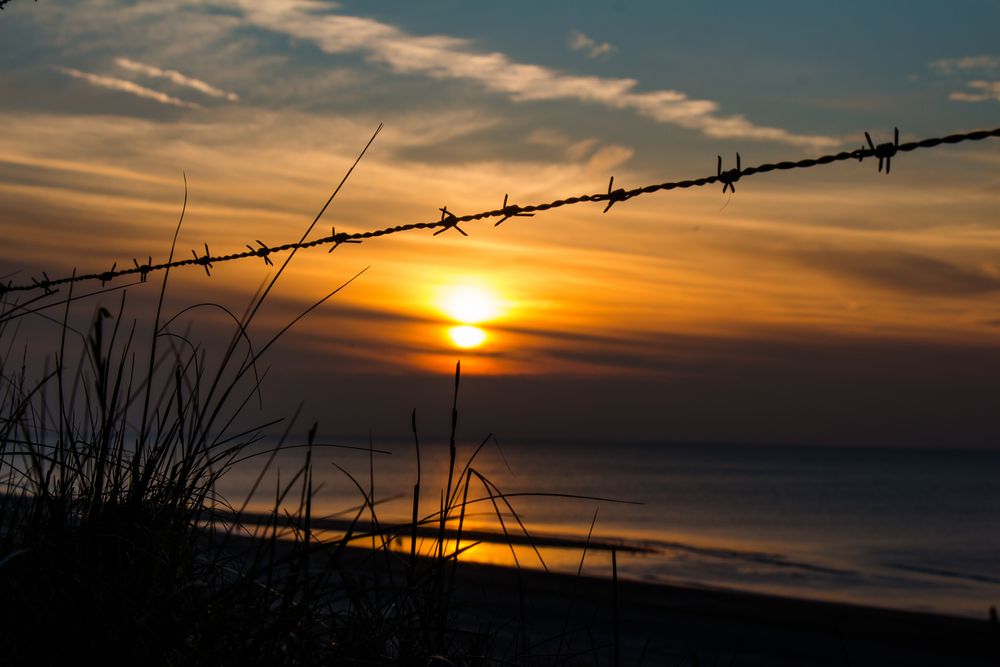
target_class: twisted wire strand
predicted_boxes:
[3,126,998,296]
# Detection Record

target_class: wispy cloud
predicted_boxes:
[930,55,1000,74]
[237,1,838,148]
[949,80,1000,103]
[114,57,239,101]
[55,66,200,109]
[568,30,617,60]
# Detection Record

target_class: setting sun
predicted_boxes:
[436,284,501,350]
[448,325,487,348]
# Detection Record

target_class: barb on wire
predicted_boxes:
[718,153,742,193]
[247,241,273,266]
[328,226,361,253]
[2,125,998,296]
[865,127,899,174]
[433,206,467,236]
[495,194,533,226]
[603,176,629,213]
[133,256,152,282]
[31,273,54,296]
[99,263,117,286]
[192,243,213,277]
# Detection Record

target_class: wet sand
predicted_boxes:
[225,516,1000,664]
[444,557,1000,666]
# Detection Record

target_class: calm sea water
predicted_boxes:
[220,439,1000,618]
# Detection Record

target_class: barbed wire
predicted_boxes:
[3,125,999,297]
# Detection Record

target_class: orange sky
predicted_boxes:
[2,1,999,446]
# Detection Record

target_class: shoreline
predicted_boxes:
[230,525,1000,665]
[232,511,998,621]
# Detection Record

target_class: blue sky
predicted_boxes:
[1,1,999,446]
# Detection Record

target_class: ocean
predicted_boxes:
[220,439,1000,619]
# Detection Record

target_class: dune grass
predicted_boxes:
[0,269,615,666]
[0,135,620,666]
[0,296,487,664]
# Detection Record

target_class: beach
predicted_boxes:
[440,555,1000,666]
[222,521,1000,665]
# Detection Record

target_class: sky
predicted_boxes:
[1,0,999,447]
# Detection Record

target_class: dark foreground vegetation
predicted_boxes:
[0,253,542,664]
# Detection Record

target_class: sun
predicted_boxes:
[448,325,487,349]
[437,283,502,350]
[439,285,499,325]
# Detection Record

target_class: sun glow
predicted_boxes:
[436,283,502,350]
[439,285,499,324]
[448,325,487,348]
